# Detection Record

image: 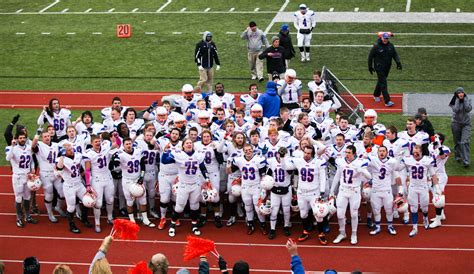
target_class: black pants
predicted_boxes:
[373,68,391,104]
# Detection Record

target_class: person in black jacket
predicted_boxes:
[195,31,220,93]
[368,32,402,107]
[278,24,295,67]
[259,36,286,80]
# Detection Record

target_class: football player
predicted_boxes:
[240,83,261,116]
[277,69,302,110]
[37,98,72,139]
[293,4,316,62]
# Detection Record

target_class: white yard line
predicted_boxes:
[84,8,92,13]
[107,8,114,13]
[132,8,139,12]
[15,32,26,35]
[204,7,211,12]
[254,8,259,12]
[145,32,155,35]
[456,8,460,13]
[172,31,182,34]
[264,0,290,34]
[380,8,384,12]
[39,0,60,13]
[229,7,235,12]
[431,8,435,13]
[15,9,23,13]
[329,7,334,12]
[405,0,411,12]
[92,32,102,35]
[156,0,172,12]
[61,8,68,13]
[66,32,75,35]
[41,32,51,35]
[180,7,187,12]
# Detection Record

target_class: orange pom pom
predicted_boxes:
[113,219,140,240]
[183,236,216,261]
[127,261,152,274]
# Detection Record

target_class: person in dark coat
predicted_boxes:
[368,32,402,107]
[449,87,472,167]
[278,24,295,67]
[259,36,286,80]
[258,81,281,118]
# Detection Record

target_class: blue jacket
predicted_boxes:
[258,82,281,118]
[290,255,305,274]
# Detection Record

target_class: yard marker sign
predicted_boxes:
[117,24,132,38]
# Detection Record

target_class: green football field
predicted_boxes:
[0,0,473,174]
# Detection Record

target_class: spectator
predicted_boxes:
[414,114,434,137]
[232,260,250,274]
[286,238,305,274]
[416,107,435,137]
[259,36,286,80]
[449,87,472,168]
[53,264,73,274]
[241,21,268,82]
[23,257,40,274]
[89,236,113,274]
[148,253,169,274]
[278,24,296,67]
[195,31,221,93]
[368,32,402,107]
[258,81,281,118]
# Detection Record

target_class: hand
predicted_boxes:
[278,147,288,158]
[150,101,158,109]
[86,186,92,193]
[218,256,228,271]
[11,114,20,125]
[11,139,17,146]
[369,67,375,75]
[397,63,402,70]
[286,238,298,256]
[319,192,325,201]
[198,65,204,70]
[137,177,144,185]
[267,52,274,57]
[216,65,221,71]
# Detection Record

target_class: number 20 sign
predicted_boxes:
[116,24,132,38]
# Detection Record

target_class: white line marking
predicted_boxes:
[61,8,68,13]
[406,0,411,12]
[204,8,210,12]
[254,8,260,12]
[354,7,359,12]
[84,8,92,13]
[380,8,384,12]
[108,8,114,13]
[66,32,75,35]
[132,8,139,12]
[329,8,334,12]
[92,32,102,35]
[264,0,290,34]
[229,8,235,12]
[41,32,51,35]
[16,9,23,13]
[456,8,460,13]
[172,31,182,34]
[180,8,186,12]
[39,0,60,13]
[15,32,26,35]
[431,8,435,12]
[156,0,172,12]
[1,235,474,251]
[145,32,155,35]
[225,31,236,34]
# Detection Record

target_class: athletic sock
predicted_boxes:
[15,202,23,219]
[23,200,31,218]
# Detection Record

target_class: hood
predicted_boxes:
[202,31,212,42]
[265,81,278,96]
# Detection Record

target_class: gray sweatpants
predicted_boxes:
[451,122,471,165]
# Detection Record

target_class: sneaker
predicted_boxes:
[16,218,25,228]
[214,216,223,228]
[298,230,310,242]
[409,228,418,237]
[48,214,58,223]
[306,56,311,62]
[369,226,381,235]
[192,224,201,236]
[247,223,255,235]
[168,224,176,237]
[318,233,328,245]
[149,209,160,219]
[251,76,257,80]
[268,229,276,240]
[95,225,101,233]
[158,218,167,230]
[441,210,446,221]
[119,208,128,217]
[175,219,181,227]
[283,226,291,236]
[301,57,306,62]
[226,216,236,227]
[385,101,394,107]
[143,220,156,228]
[429,218,441,229]
[374,96,381,103]
[32,206,40,215]
[69,222,81,234]
[350,234,358,245]
[367,217,374,228]
[54,206,67,217]
[197,215,207,228]
[388,225,397,235]
[332,233,346,244]
[423,216,429,230]
[258,77,265,83]
[259,222,268,235]
[26,216,38,224]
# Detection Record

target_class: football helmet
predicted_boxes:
[82,190,97,208]
[327,196,337,215]
[394,196,408,213]
[362,182,372,200]
[258,199,272,215]
[260,175,275,191]
[26,176,42,191]
[432,194,445,208]
[129,182,145,198]
[312,199,329,219]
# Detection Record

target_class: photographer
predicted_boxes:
[449,87,472,168]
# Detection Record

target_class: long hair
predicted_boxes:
[91,258,112,274]
[47,98,60,117]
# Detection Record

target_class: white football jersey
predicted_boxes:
[353,141,378,159]
[208,93,235,110]
[284,156,327,193]
[334,157,370,188]
[429,144,450,174]
[102,118,123,133]
[156,138,182,175]
[195,142,220,173]
[308,80,328,96]
[84,144,113,176]
[233,155,267,186]
[398,131,430,156]
[100,106,128,120]
[60,153,84,184]
[400,156,435,188]
[38,109,72,138]
[310,100,338,118]
[383,138,409,160]
[367,156,399,190]
[324,144,347,161]
[267,158,291,187]
[239,94,261,116]
[35,142,60,172]
[261,139,290,159]
[293,9,316,31]
[277,79,303,104]
[330,126,358,144]
[5,144,34,174]
[174,94,203,114]
[134,139,159,173]
[75,122,106,136]
[59,135,89,155]
[116,148,143,180]
[313,117,334,144]
[172,151,206,185]
[126,119,145,139]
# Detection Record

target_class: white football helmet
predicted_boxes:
[432,194,445,208]
[26,176,42,191]
[362,183,372,200]
[312,199,329,219]
[258,200,272,216]
[181,84,194,93]
[201,185,219,203]
[231,184,242,197]
[260,175,275,191]
[327,196,337,215]
[82,190,97,208]
[364,109,378,125]
[129,183,145,198]
[172,183,179,195]
[394,196,408,213]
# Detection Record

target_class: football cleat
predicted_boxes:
[268,229,276,240]
[197,215,207,228]
[226,216,236,227]
[388,225,397,235]
[366,217,374,228]
[318,233,328,245]
[350,234,358,245]
[251,76,257,80]
[298,230,310,242]
[259,222,268,235]
[143,220,156,228]
[69,222,81,234]
[158,218,167,230]
[369,226,381,235]
[283,226,291,236]
[168,224,176,237]
[192,224,201,236]
[301,57,306,62]
[247,223,255,235]
[95,225,101,233]
[175,219,181,227]
[26,216,38,224]
[214,216,222,228]
[429,218,441,229]
[332,233,347,244]
[149,209,160,219]
[385,101,395,107]
[409,228,418,237]
[258,77,265,83]
[16,218,25,228]
[423,216,429,230]
[48,214,58,223]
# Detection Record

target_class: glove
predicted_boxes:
[439,147,445,156]
[147,101,158,112]
[278,147,288,158]
[11,114,20,125]
[319,192,325,201]
[216,65,221,71]
[198,65,204,70]
[368,67,375,75]
[218,256,228,271]
[397,63,402,70]
[137,177,144,185]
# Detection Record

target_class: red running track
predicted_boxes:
[0,90,403,113]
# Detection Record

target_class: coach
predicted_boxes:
[368,32,402,107]
[241,21,268,82]
[259,36,286,80]
[449,87,472,168]
[195,31,220,93]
